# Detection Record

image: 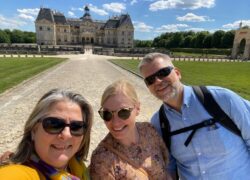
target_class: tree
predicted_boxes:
[23,31,36,43]
[0,30,10,43]
[10,29,24,43]
[203,34,213,48]
[182,35,193,48]
[195,31,209,48]
[221,30,235,48]
[168,32,183,48]
[211,30,225,48]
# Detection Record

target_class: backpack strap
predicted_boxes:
[192,86,241,137]
[159,104,171,150]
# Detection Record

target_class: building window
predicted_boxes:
[47,27,50,31]
[64,29,67,33]
[39,26,42,30]
[122,31,125,35]
[58,39,61,42]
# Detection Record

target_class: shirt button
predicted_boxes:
[198,152,201,156]
[202,171,206,174]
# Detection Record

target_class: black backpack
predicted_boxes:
[159,86,242,151]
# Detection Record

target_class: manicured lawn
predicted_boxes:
[0,57,66,94]
[109,59,250,100]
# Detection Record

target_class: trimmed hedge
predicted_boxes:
[170,48,232,55]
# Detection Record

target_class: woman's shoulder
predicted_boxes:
[137,122,159,135]
[91,134,116,160]
[0,164,40,179]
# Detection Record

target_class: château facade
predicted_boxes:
[35,6,134,48]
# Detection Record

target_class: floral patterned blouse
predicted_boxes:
[89,122,172,180]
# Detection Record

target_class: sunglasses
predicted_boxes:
[144,66,174,86]
[40,117,87,136]
[98,107,134,122]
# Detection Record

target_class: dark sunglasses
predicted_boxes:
[40,117,87,136]
[144,66,174,86]
[98,107,134,122]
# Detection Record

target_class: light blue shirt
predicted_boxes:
[151,85,250,180]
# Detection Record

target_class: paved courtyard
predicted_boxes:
[0,53,161,163]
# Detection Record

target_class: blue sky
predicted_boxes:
[0,0,250,40]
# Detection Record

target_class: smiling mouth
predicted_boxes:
[51,145,72,151]
[113,125,127,132]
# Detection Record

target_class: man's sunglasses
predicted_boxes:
[98,107,134,122]
[40,117,87,136]
[144,66,174,86]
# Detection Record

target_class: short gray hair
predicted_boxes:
[10,89,93,164]
[138,52,172,73]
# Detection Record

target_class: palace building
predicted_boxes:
[35,6,134,48]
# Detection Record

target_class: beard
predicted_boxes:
[153,81,180,103]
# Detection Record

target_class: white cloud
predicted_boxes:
[18,14,35,21]
[16,8,39,22]
[103,3,126,13]
[149,0,215,11]
[71,5,108,16]
[133,21,154,32]
[0,14,27,29]
[185,27,205,32]
[17,8,40,16]
[131,0,138,5]
[155,24,189,32]
[68,11,76,17]
[89,4,108,16]
[223,20,250,29]
[177,13,214,22]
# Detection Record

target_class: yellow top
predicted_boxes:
[0,164,42,180]
[0,157,89,180]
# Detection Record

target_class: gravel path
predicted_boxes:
[0,53,161,163]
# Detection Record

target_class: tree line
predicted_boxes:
[0,29,36,43]
[135,30,237,49]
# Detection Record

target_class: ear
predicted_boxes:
[135,102,140,116]
[174,67,182,80]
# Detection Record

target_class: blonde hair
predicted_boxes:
[9,89,93,164]
[101,79,139,106]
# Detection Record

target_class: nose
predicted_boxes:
[59,127,72,139]
[111,113,123,124]
[154,76,163,84]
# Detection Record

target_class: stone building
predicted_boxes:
[231,24,250,59]
[35,6,134,48]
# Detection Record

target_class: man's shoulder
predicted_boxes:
[0,164,40,179]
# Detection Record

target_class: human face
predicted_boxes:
[141,57,182,103]
[102,92,140,145]
[32,100,84,169]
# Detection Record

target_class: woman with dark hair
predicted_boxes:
[0,89,93,180]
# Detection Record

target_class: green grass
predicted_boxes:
[0,57,66,94]
[109,59,250,100]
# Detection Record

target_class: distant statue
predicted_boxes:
[239,21,242,29]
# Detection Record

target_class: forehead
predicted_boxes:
[141,57,172,77]
[103,92,133,108]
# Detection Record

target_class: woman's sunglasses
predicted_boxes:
[40,117,87,136]
[144,66,174,86]
[98,107,134,122]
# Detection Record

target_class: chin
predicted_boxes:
[49,156,70,169]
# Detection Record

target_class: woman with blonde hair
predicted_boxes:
[90,79,172,179]
[0,89,93,180]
